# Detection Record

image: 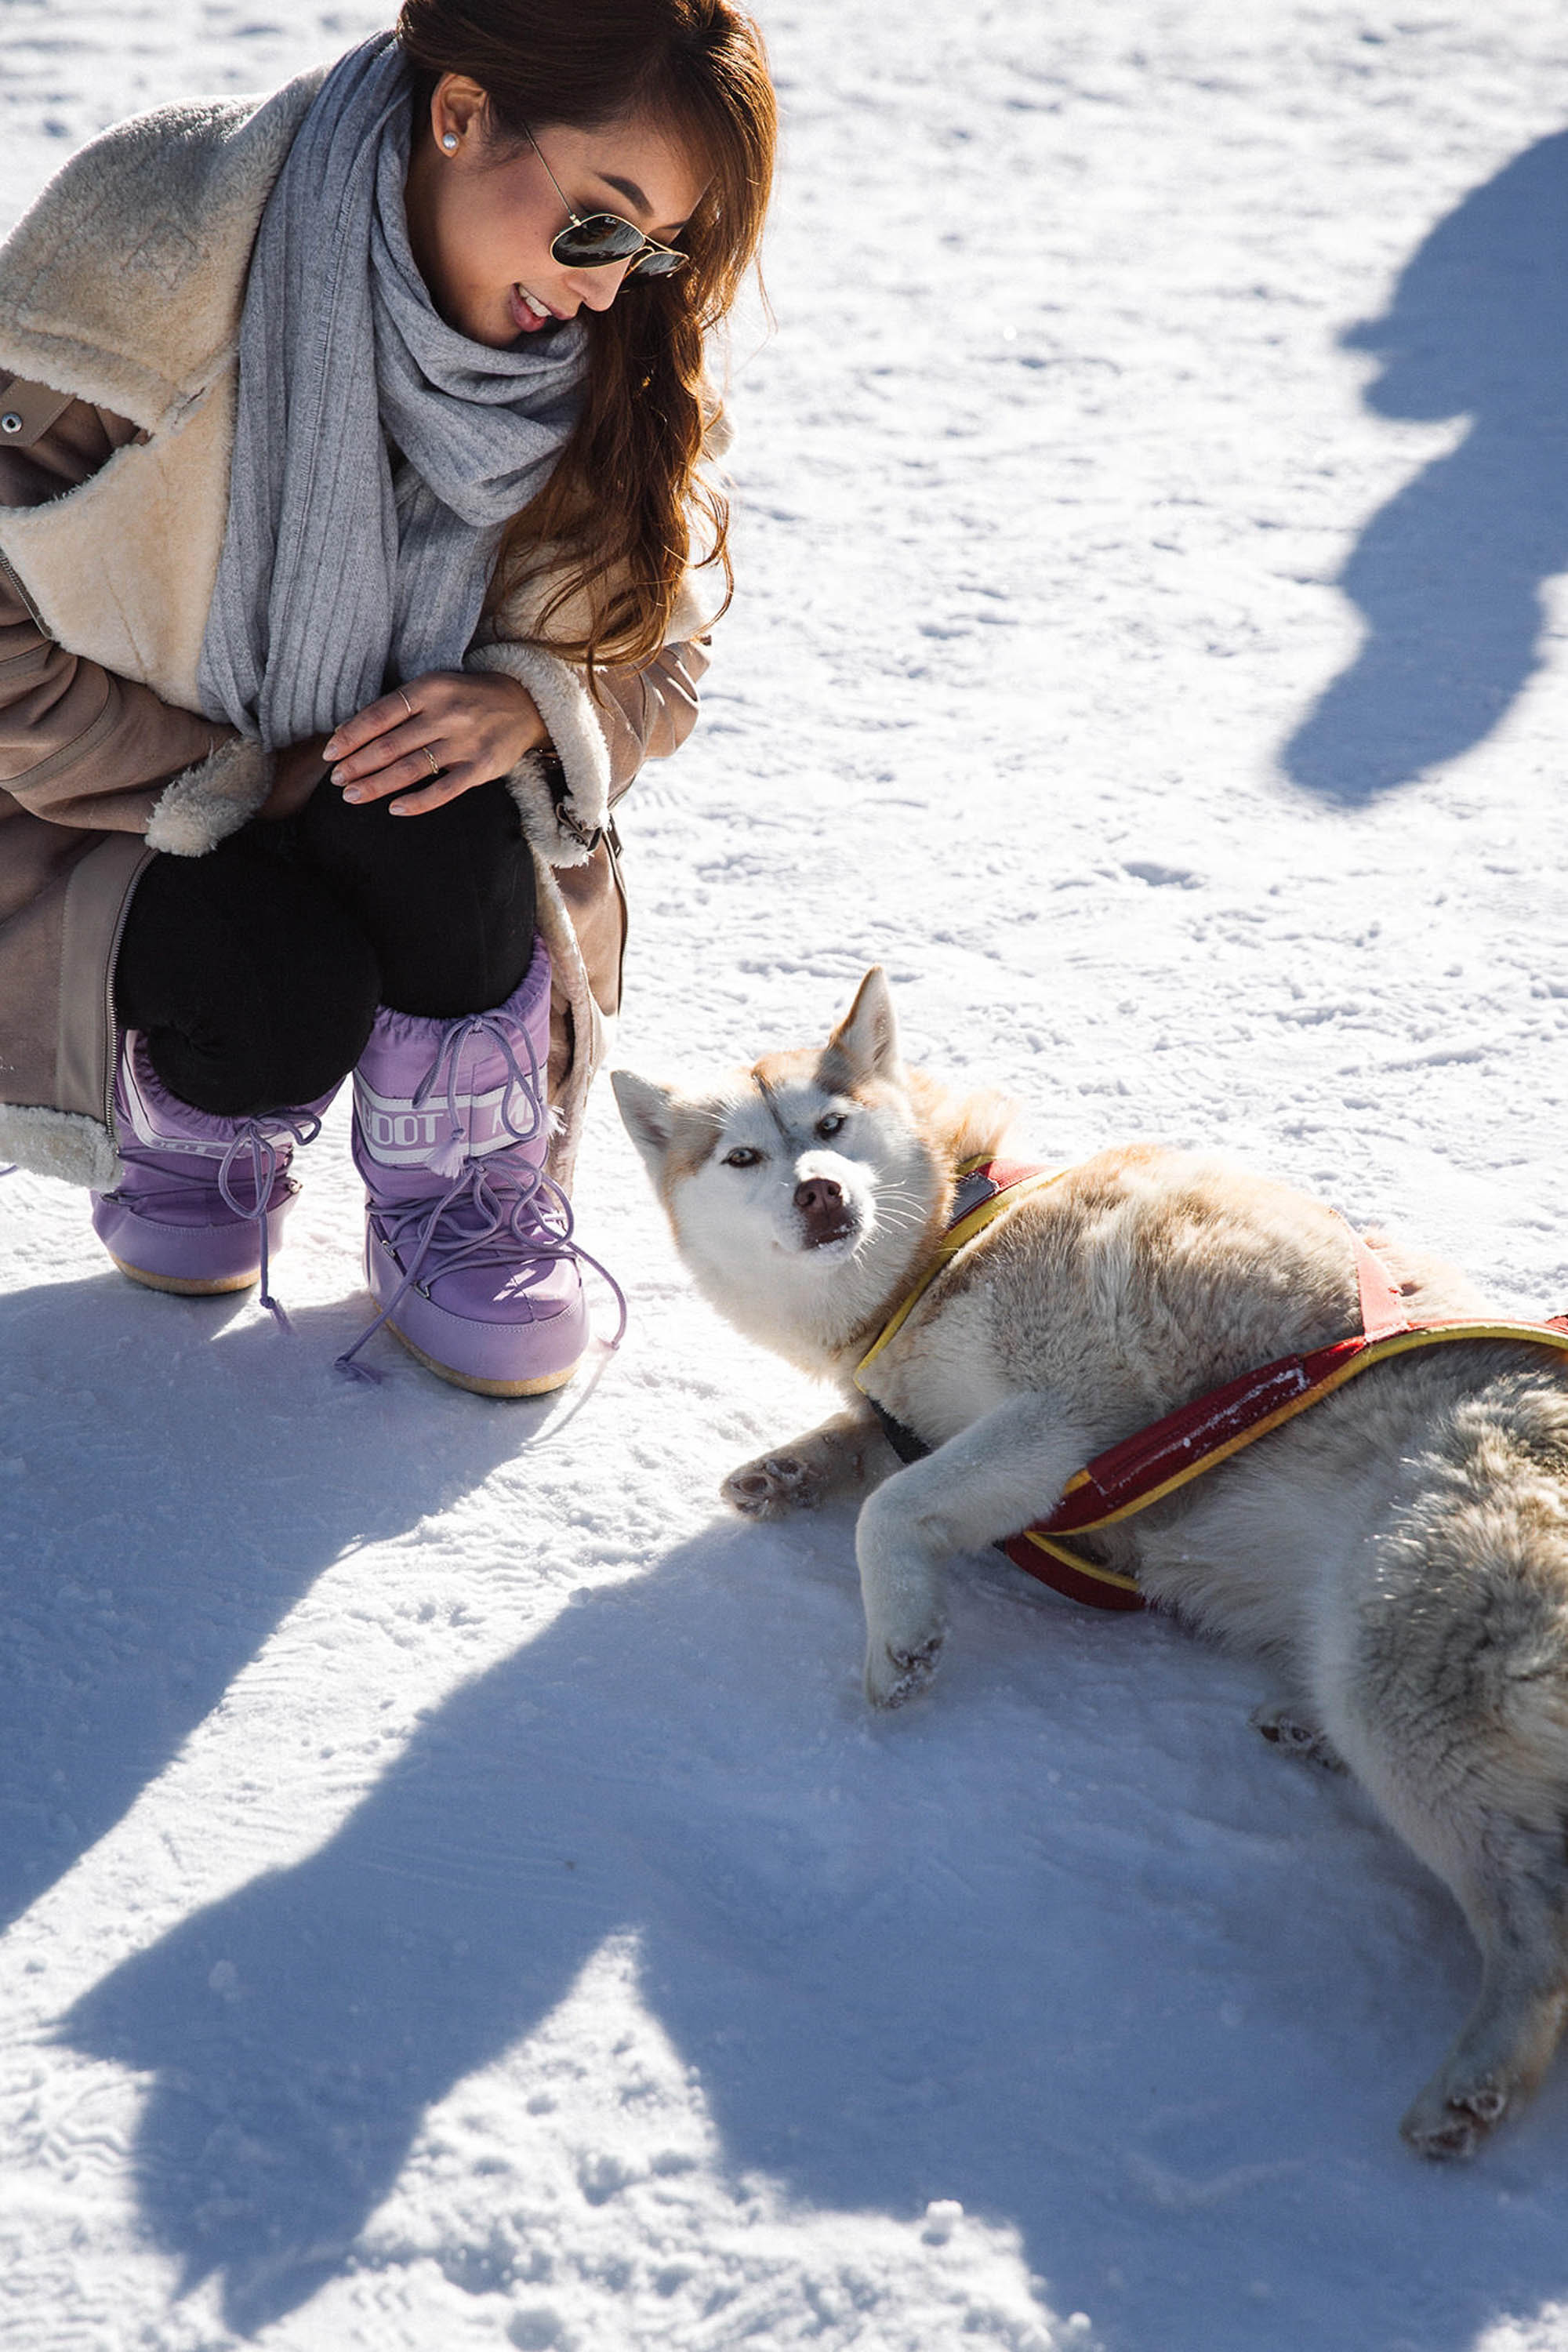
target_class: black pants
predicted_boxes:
[114,779,538,1117]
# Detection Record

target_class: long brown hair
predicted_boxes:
[396,0,775,675]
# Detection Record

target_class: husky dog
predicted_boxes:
[614,969,1568,2161]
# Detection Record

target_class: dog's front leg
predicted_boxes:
[856,1392,1087,1709]
[722,1402,899,1520]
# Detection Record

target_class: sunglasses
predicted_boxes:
[524,124,688,279]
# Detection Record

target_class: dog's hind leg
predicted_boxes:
[1398,1816,1568,2161]
[855,1392,1087,1708]
[1327,1465,1568,2158]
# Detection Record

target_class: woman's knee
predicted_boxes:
[299,777,538,1017]
[114,829,381,1115]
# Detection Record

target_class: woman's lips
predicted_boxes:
[510,285,563,334]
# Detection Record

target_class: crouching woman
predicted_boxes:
[0,0,774,1393]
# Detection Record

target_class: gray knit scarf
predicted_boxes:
[199,31,587,750]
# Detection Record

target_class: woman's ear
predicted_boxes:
[430,73,489,154]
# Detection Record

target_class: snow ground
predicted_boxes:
[6,1,1568,2345]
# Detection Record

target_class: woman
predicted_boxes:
[0,0,775,1394]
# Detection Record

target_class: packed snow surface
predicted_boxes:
[6,1,1568,2346]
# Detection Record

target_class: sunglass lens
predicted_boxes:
[630,246,687,277]
[551,213,647,267]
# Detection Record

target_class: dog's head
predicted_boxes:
[612,969,1014,1370]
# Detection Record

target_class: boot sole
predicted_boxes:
[386,1317,581,1398]
[109,1254,258,1297]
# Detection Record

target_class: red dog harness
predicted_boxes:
[855,1160,1568,1613]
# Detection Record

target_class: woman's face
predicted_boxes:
[405,74,705,349]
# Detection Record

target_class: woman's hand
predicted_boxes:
[322,670,549,817]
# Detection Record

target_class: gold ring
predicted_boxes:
[423,746,441,779]
[397,687,416,721]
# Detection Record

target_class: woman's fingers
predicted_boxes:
[335,742,482,815]
[322,672,546,815]
[386,765,485,817]
[337,739,450,803]
[327,717,430,789]
[322,688,417,766]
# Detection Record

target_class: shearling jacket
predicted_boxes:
[0,65,714,1192]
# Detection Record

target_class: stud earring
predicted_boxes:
[441,131,459,151]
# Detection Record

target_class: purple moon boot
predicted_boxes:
[343,938,604,1396]
[90,1029,331,1314]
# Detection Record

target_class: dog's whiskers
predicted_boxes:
[867,1196,924,1232]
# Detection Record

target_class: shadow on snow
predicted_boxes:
[1282,130,1568,804]
[56,1488,1568,2352]
[0,1272,526,1935]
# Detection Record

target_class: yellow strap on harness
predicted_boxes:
[853,1161,1065,1391]
[850,1155,1568,1612]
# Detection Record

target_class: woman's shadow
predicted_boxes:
[0,1270,528,1934]
[1283,131,1568,803]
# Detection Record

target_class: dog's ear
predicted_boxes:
[822,966,902,1091]
[611,1070,683,1173]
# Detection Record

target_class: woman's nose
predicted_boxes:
[568,258,634,312]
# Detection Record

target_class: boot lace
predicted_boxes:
[108,1109,321,1330]
[336,1009,626,1383]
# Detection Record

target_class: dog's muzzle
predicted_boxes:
[793,1175,858,1250]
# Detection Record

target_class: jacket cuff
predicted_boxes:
[144,734,274,857]
[466,641,611,870]
[0,1102,121,1189]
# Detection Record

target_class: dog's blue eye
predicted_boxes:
[723,1146,763,1168]
[817,1112,847,1139]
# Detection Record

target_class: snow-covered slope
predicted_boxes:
[5,3,1568,2346]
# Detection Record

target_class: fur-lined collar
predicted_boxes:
[0,69,326,433]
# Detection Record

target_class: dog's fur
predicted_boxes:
[615,969,1568,2161]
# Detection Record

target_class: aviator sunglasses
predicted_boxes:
[524,123,688,278]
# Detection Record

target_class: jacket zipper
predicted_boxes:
[604,814,628,1014]
[0,547,50,635]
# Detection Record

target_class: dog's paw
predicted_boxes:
[1250,1701,1346,1773]
[1400,2076,1512,2162]
[864,1630,945,1711]
[722,1451,825,1519]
